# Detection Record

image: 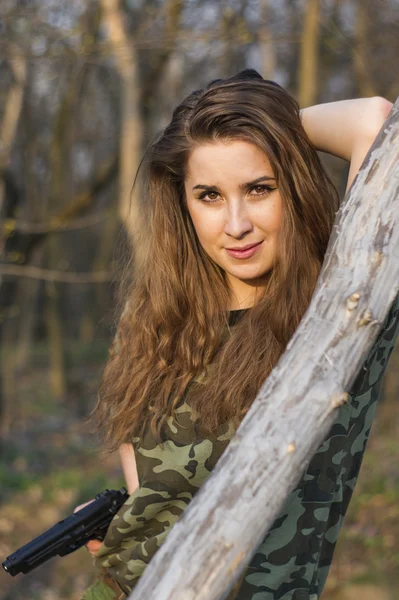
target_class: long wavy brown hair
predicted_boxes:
[94,70,340,452]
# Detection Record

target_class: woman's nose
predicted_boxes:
[224,204,253,239]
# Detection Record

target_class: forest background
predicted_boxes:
[0,0,398,599]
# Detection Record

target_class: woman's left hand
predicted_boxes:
[74,500,104,556]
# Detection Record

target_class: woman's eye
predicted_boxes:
[250,185,275,196]
[199,191,220,202]
[197,185,275,203]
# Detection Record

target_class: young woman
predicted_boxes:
[80,70,398,600]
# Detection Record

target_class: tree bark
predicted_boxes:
[128,101,399,600]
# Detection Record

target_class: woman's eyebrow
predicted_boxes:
[192,175,276,192]
[240,176,276,189]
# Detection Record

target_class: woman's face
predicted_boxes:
[184,140,283,309]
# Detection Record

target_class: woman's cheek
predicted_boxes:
[193,213,222,248]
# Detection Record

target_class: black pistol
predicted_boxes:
[2,487,129,576]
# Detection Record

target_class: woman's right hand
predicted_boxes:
[74,500,103,557]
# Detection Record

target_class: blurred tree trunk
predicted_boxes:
[298,0,320,107]
[15,247,44,373]
[140,0,184,134]
[285,0,302,94]
[221,2,235,74]
[0,314,19,435]
[142,0,184,92]
[0,46,26,226]
[79,207,119,344]
[101,0,185,268]
[45,63,83,399]
[45,241,67,399]
[259,0,276,80]
[353,1,376,97]
[221,0,250,75]
[13,93,46,375]
[0,47,27,436]
[100,0,143,264]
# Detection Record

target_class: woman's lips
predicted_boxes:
[225,241,263,259]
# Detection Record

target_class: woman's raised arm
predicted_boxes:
[301,97,393,191]
[119,443,139,494]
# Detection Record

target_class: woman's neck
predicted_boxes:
[229,304,253,311]
[228,281,265,311]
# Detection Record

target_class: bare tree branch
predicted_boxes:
[0,264,113,283]
[3,211,110,235]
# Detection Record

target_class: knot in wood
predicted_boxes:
[357,308,373,327]
[346,292,360,311]
[371,250,384,266]
[287,442,296,454]
[331,392,349,409]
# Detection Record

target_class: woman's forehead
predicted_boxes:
[185,140,274,184]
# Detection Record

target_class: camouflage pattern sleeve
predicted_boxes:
[92,398,234,595]
[235,292,399,600]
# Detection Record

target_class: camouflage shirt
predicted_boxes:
[91,294,399,600]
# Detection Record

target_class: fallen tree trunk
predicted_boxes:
[128,98,399,600]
